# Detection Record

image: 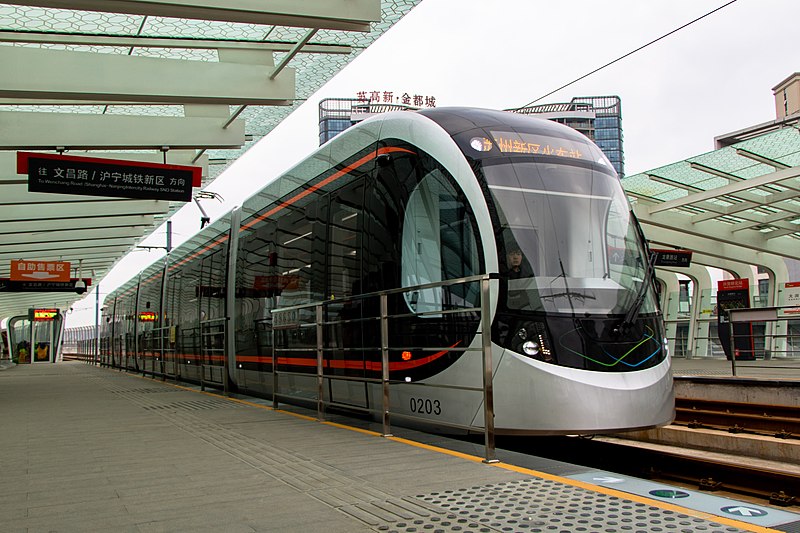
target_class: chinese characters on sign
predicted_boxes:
[716,278,754,361]
[652,250,692,268]
[18,152,202,202]
[490,131,585,160]
[355,91,436,107]
[0,277,91,293]
[783,281,800,314]
[11,260,71,282]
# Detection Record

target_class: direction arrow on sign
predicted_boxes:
[721,505,768,517]
[593,476,624,484]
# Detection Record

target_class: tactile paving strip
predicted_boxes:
[386,478,749,533]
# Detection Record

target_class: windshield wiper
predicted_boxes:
[541,291,596,301]
[615,251,657,334]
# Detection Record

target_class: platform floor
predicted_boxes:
[671,356,800,380]
[1,361,798,533]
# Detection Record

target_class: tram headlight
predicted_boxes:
[517,327,527,340]
[469,137,493,152]
[522,341,540,356]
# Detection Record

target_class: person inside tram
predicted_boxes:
[504,246,532,279]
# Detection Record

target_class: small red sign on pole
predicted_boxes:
[33,308,59,321]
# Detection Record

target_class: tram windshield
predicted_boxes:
[483,156,657,317]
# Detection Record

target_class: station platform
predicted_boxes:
[2,361,799,533]
[671,357,800,381]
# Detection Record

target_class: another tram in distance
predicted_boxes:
[99,107,674,435]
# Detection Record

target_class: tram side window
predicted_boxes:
[401,166,480,316]
[362,150,416,293]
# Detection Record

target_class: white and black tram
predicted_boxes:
[99,108,674,434]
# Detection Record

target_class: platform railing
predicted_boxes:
[138,326,179,381]
[199,317,226,391]
[271,273,499,463]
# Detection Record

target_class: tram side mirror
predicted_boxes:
[74,279,87,294]
[376,153,392,168]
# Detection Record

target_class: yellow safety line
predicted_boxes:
[121,368,782,533]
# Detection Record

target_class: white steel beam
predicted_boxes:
[0,215,156,236]
[1,226,146,246]
[648,165,800,214]
[0,200,170,223]
[641,223,789,268]
[0,111,245,150]
[0,46,295,105]
[635,202,797,259]
[0,1,381,32]
[735,148,790,170]
[0,31,352,54]
[691,189,800,223]
[0,238,141,256]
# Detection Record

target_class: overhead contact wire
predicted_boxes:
[517,0,738,108]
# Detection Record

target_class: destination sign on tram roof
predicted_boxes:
[489,131,587,160]
[18,152,202,202]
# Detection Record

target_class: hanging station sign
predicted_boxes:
[17,152,202,202]
[0,277,91,293]
[11,259,71,282]
[652,249,692,268]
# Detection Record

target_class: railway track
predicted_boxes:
[594,437,800,507]
[498,434,800,509]
[674,398,800,438]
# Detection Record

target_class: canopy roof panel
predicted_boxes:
[623,124,800,262]
[0,0,421,321]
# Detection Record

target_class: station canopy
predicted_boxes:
[0,0,421,320]
[622,125,800,268]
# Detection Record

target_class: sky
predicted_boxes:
[64,0,800,326]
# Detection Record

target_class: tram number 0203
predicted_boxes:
[409,397,441,416]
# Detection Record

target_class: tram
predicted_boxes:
[98,107,674,434]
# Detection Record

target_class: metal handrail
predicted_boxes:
[199,318,226,391]
[271,272,499,463]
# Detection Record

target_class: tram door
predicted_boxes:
[324,182,368,409]
[199,249,227,390]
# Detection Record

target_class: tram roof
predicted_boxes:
[623,124,800,267]
[0,1,421,321]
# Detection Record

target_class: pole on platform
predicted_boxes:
[481,275,498,463]
[380,293,392,437]
[94,284,100,365]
